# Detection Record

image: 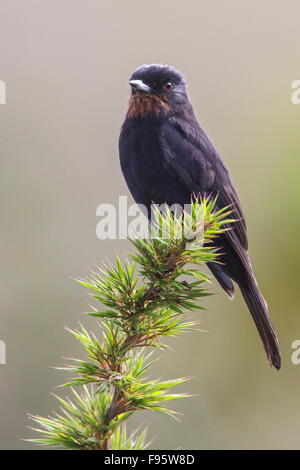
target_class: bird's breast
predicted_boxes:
[119,119,189,210]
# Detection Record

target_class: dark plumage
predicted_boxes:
[119,64,281,369]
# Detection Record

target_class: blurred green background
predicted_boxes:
[0,0,299,449]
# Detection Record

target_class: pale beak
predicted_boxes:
[129,79,151,93]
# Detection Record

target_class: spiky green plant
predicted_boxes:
[28,197,233,450]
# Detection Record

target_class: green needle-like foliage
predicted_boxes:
[28,197,233,450]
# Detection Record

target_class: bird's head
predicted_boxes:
[126,64,189,119]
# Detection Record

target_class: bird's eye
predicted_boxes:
[164,82,173,91]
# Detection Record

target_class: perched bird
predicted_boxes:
[119,64,281,369]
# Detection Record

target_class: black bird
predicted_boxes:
[119,64,281,369]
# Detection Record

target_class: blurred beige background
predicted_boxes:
[0,0,300,449]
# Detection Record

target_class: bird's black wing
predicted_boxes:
[159,117,281,370]
[160,117,248,256]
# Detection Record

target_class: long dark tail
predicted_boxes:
[239,273,281,370]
